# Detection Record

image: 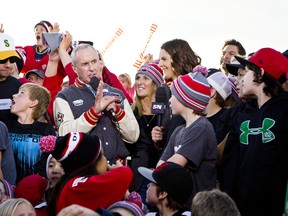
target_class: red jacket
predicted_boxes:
[56,166,133,214]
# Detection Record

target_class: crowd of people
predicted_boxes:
[0,20,288,216]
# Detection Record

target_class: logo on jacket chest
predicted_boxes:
[73,99,84,106]
[240,118,275,145]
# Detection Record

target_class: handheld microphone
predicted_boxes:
[89,76,100,91]
[89,77,117,121]
[152,86,167,126]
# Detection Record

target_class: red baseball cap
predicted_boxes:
[235,48,288,79]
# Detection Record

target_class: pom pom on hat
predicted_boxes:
[170,72,211,112]
[192,65,208,77]
[127,191,143,211]
[39,135,57,152]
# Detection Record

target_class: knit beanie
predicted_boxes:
[170,72,210,112]
[136,63,164,87]
[14,174,48,207]
[0,178,14,198]
[46,132,102,174]
[107,200,144,216]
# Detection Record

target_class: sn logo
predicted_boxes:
[153,104,163,110]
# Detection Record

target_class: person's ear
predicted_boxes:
[210,87,217,98]
[30,99,39,108]
[260,68,265,76]
[158,191,168,200]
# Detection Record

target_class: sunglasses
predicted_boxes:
[0,57,17,64]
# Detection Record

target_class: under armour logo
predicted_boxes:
[240,118,275,145]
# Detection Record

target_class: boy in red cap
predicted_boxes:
[222,48,288,216]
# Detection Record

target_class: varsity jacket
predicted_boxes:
[54,78,139,163]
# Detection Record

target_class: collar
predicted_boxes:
[74,78,85,88]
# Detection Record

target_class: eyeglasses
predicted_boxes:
[0,57,17,64]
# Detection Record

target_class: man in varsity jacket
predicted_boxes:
[54,43,139,164]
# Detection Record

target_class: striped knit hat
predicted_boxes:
[51,132,102,174]
[0,178,14,198]
[107,200,144,216]
[136,63,164,87]
[170,72,210,112]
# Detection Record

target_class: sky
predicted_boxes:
[1,0,287,82]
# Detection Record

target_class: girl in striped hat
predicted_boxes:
[0,178,14,203]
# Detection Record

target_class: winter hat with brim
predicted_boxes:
[136,63,164,87]
[170,72,210,112]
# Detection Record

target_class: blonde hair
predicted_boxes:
[118,73,132,87]
[131,81,157,116]
[0,198,35,216]
[20,83,51,120]
[192,189,239,216]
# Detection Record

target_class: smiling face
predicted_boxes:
[158,49,177,81]
[135,74,153,98]
[221,45,239,66]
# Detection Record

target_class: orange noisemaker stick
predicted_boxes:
[101,28,123,56]
[133,23,158,69]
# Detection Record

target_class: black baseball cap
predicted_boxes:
[138,162,193,205]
